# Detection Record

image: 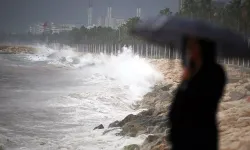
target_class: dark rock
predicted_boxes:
[141,88,172,109]
[121,122,146,137]
[108,120,120,128]
[107,82,172,139]
[115,109,169,137]
[118,114,137,127]
[145,135,161,143]
[115,132,122,136]
[160,84,173,91]
[142,116,168,127]
[123,144,140,150]
[102,128,120,135]
[93,124,104,130]
[137,109,154,116]
[145,89,158,97]
[40,142,46,145]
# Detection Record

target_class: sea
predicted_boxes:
[0,44,163,150]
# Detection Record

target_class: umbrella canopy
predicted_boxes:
[130,15,250,59]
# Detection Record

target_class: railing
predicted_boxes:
[69,43,250,69]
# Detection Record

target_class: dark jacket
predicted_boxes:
[168,39,227,150]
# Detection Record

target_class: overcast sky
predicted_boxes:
[0,0,179,33]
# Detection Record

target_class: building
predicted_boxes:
[87,0,93,27]
[105,17,115,28]
[95,6,126,29]
[29,23,44,35]
[97,16,124,29]
[136,8,142,18]
[104,7,114,28]
[29,22,76,35]
[87,7,93,27]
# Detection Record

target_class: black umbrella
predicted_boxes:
[130,15,250,59]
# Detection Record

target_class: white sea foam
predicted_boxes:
[2,44,163,150]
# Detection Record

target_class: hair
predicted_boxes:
[198,38,217,64]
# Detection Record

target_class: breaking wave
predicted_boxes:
[1,44,163,150]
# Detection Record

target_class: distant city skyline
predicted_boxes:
[0,0,179,33]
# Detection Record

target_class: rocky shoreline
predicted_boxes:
[95,59,250,150]
[0,45,36,54]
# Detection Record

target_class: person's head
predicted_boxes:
[181,35,217,79]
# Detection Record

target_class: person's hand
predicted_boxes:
[182,67,190,81]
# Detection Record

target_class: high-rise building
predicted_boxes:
[108,7,112,19]
[87,0,93,27]
[136,8,142,18]
[105,6,114,28]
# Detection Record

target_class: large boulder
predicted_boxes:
[140,88,172,110]
[108,120,120,128]
[120,122,146,137]
[109,109,168,137]
[93,124,104,130]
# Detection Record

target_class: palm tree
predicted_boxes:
[159,8,173,16]
[181,0,198,18]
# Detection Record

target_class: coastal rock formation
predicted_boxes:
[0,45,36,54]
[108,108,168,137]
[108,59,250,150]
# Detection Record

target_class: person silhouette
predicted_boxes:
[167,36,227,150]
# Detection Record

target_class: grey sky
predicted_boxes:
[0,0,179,33]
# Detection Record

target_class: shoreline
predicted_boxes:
[1,45,249,149]
[104,59,250,150]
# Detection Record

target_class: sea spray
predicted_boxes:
[2,44,164,150]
